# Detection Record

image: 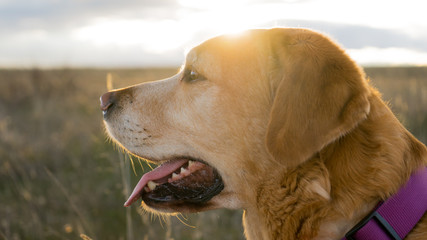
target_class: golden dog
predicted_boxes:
[100,28,427,239]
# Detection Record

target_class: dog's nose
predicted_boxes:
[100,91,115,112]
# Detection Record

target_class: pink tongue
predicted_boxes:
[124,159,188,207]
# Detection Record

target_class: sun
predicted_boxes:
[73,2,280,53]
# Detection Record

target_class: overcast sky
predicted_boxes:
[1,0,427,67]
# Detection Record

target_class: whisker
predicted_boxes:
[127,154,137,176]
[137,158,145,172]
[179,213,189,221]
[176,214,195,229]
[147,161,154,170]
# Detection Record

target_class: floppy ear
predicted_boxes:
[266,28,371,168]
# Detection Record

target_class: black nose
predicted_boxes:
[100,91,115,113]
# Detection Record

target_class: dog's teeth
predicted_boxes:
[188,160,194,167]
[147,181,158,191]
[181,167,190,176]
[169,173,181,183]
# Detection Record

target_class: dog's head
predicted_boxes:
[101,28,370,214]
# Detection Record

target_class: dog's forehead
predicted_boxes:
[185,44,220,75]
[185,32,264,67]
[185,49,198,65]
[182,31,276,88]
[189,32,255,58]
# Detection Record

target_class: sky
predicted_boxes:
[1,0,427,68]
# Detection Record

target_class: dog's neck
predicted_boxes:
[257,158,333,239]
[244,92,427,240]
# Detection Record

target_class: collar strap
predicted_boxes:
[343,167,427,240]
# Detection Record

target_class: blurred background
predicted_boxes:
[0,0,426,239]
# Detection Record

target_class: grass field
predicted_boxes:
[0,67,426,240]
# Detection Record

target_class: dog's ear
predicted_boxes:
[266,28,371,168]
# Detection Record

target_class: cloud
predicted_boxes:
[268,19,427,52]
[1,0,426,67]
[348,47,427,66]
[0,0,180,32]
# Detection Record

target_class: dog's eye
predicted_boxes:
[183,69,205,83]
[190,70,199,81]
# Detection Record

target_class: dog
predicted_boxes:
[100,28,427,239]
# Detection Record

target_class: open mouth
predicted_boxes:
[124,158,224,211]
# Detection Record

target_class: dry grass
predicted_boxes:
[0,67,425,240]
[365,67,427,143]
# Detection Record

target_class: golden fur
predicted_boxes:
[103,28,427,239]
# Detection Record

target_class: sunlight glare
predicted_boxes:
[73,18,193,53]
[178,0,250,10]
[348,47,427,66]
[71,0,427,66]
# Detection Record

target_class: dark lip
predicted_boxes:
[140,157,225,212]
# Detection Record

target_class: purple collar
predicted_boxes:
[342,167,427,240]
